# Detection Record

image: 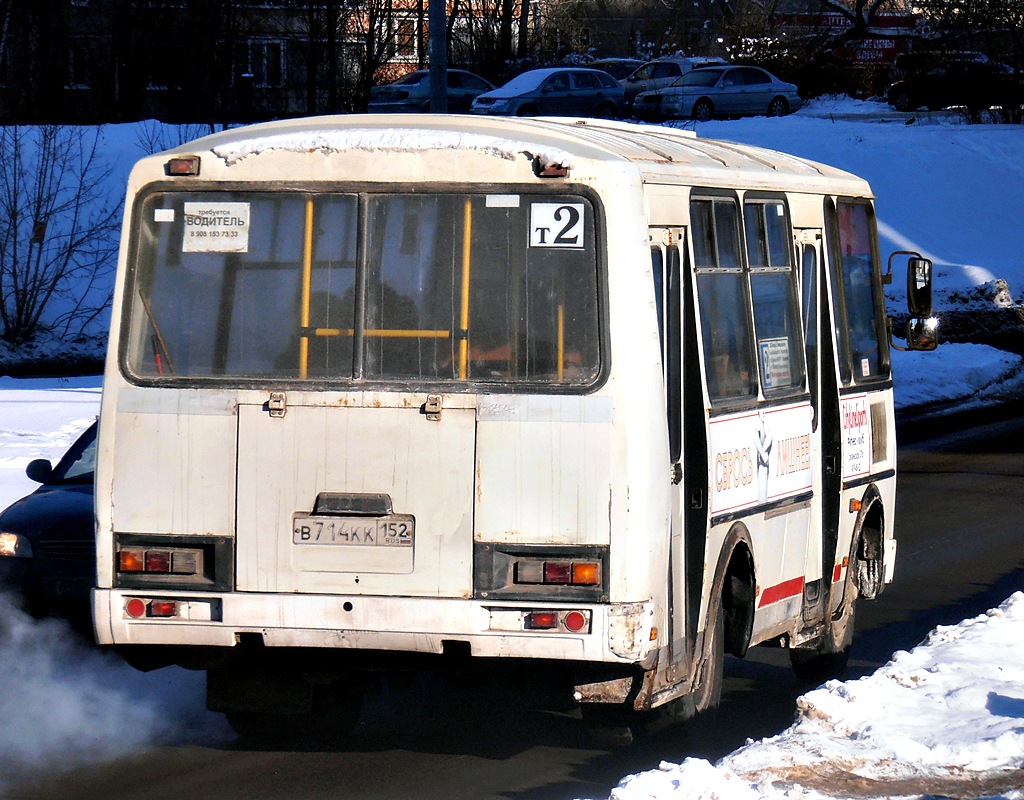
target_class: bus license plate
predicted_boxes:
[292,515,415,547]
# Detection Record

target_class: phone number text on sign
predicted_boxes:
[182,202,250,253]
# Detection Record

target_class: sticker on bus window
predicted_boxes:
[759,337,792,389]
[530,203,585,249]
[486,195,520,208]
[182,202,250,253]
[154,209,175,223]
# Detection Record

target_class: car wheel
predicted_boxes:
[594,103,617,119]
[515,104,536,117]
[691,98,714,122]
[891,91,913,112]
[767,96,789,117]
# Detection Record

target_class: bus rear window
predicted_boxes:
[124,190,602,388]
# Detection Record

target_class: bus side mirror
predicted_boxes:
[905,317,939,351]
[907,256,933,317]
[886,251,939,352]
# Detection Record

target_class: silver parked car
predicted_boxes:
[367,69,496,113]
[632,65,803,122]
[620,56,728,113]
[470,67,624,118]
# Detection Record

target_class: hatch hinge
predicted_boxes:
[267,392,287,418]
[423,394,443,421]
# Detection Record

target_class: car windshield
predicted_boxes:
[51,423,98,483]
[676,68,725,87]
[499,71,551,92]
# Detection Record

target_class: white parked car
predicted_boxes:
[632,65,803,122]
[620,56,728,113]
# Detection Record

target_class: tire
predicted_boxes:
[767,96,789,117]
[691,594,725,713]
[594,103,617,119]
[691,98,714,123]
[891,91,913,112]
[515,104,536,117]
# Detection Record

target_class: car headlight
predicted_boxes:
[0,532,33,558]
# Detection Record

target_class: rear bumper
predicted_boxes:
[94,588,655,665]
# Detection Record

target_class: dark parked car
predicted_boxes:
[886,61,1022,115]
[588,57,645,81]
[0,420,97,628]
[470,67,624,118]
[367,69,496,113]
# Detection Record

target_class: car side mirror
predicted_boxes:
[26,458,53,483]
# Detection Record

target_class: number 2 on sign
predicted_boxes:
[530,203,586,249]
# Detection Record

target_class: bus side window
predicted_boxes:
[690,196,756,404]
[801,244,819,429]
[835,200,889,381]
[651,245,665,358]
[744,198,805,395]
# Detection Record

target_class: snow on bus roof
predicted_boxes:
[210,126,578,171]
[189,115,868,194]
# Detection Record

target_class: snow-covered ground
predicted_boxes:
[1,99,1023,796]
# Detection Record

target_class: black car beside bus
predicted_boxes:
[0,420,97,630]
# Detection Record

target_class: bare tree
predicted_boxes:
[0,126,121,345]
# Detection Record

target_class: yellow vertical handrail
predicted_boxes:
[299,198,314,379]
[458,198,472,380]
[557,304,565,381]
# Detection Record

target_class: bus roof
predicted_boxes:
[162,114,873,198]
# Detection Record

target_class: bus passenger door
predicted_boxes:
[651,233,685,679]
[652,230,706,682]
[797,229,840,631]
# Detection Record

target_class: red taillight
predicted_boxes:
[525,611,559,630]
[166,155,200,176]
[145,550,172,573]
[543,562,572,584]
[563,611,588,632]
[149,600,177,618]
[125,598,147,618]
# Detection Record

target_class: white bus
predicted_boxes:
[92,115,935,734]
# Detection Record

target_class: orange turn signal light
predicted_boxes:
[571,562,600,585]
[119,548,145,572]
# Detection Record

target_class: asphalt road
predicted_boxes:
[9,414,1024,800]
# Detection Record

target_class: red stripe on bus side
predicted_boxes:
[833,563,843,584]
[758,576,805,608]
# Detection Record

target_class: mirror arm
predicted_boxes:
[887,317,909,352]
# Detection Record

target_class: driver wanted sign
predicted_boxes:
[182,202,250,253]
[841,394,871,479]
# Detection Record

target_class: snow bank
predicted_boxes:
[606,593,1024,800]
